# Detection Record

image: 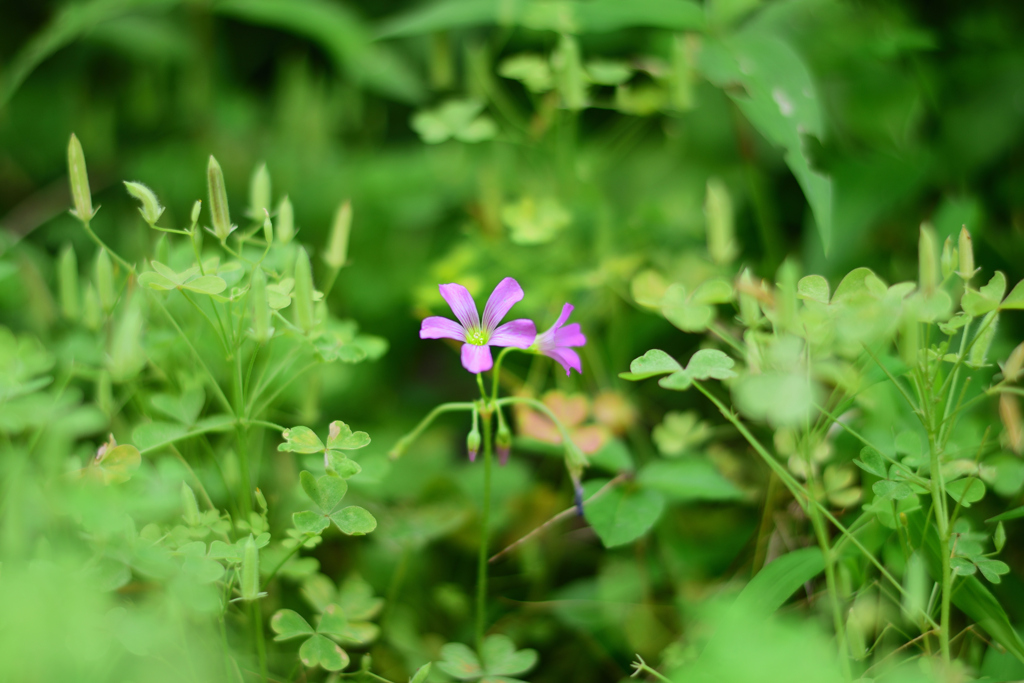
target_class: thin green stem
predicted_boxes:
[491,346,517,405]
[250,600,267,681]
[390,402,476,458]
[81,218,135,273]
[926,431,951,667]
[476,407,493,651]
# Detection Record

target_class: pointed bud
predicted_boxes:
[248,163,271,220]
[240,535,260,600]
[918,223,939,294]
[251,267,271,342]
[706,178,738,265]
[276,196,295,244]
[958,225,975,282]
[495,420,512,466]
[255,487,268,513]
[1000,393,1023,454]
[737,268,762,328]
[190,200,202,228]
[1003,342,1024,383]
[67,133,94,221]
[181,482,201,526]
[262,209,273,244]
[96,249,116,312]
[293,247,315,333]
[207,155,235,242]
[466,425,481,462]
[123,181,165,225]
[552,33,587,110]
[83,283,101,331]
[969,312,998,368]
[941,236,957,280]
[324,200,352,269]
[58,244,79,321]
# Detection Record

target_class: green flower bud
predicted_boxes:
[123,181,165,225]
[96,249,116,312]
[293,247,315,333]
[83,283,101,331]
[181,482,201,527]
[276,196,295,245]
[251,266,271,342]
[206,155,235,242]
[737,268,762,328]
[190,199,202,228]
[262,210,274,245]
[940,236,956,280]
[918,223,939,295]
[255,488,268,513]
[969,312,998,368]
[67,133,94,221]
[958,225,975,282]
[58,244,79,321]
[466,425,481,462]
[248,162,271,221]
[240,535,260,601]
[706,178,738,265]
[1003,341,1024,383]
[324,200,352,269]
[552,34,587,110]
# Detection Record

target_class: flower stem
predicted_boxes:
[389,402,476,458]
[476,406,493,652]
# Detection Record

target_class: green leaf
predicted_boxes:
[734,547,825,616]
[315,603,349,637]
[987,505,1024,523]
[976,558,1010,584]
[92,444,141,485]
[732,372,817,427]
[293,510,330,535]
[853,447,888,479]
[299,633,350,671]
[481,634,538,677]
[279,426,325,453]
[995,522,1007,552]
[962,290,999,317]
[138,271,178,291]
[831,268,882,304]
[437,642,483,680]
[301,472,348,512]
[947,478,986,507]
[662,283,715,332]
[132,421,187,453]
[685,348,736,380]
[619,349,682,380]
[325,452,362,479]
[1001,279,1024,309]
[411,99,496,144]
[410,663,432,683]
[585,59,632,86]
[872,480,913,501]
[950,557,977,576]
[797,275,830,304]
[181,275,227,295]
[657,371,693,391]
[908,512,1024,664]
[270,609,315,640]
[330,506,377,535]
[981,271,1007,301]
[150,387,204,425]
[637,459,743,502]
[499,53,553,93]
[326,420,370,450]
[585,484,665,548]
[692,278,734,305]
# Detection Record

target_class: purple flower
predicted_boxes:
[535,303,586,376]
[420,277,537,373]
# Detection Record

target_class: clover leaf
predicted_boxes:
[411,99,497,145]
[437,635,538,682]
[279,421,370,479]
[82,434,141,485]
[619,348,735,391]
[0,326,54,402]
[292,471,377,538]
[270,609,351,672]
[139,260,227,296]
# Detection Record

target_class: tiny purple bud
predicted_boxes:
[467,428,481,462]
[573,479,585,518]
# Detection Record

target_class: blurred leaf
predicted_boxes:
[585,483,665,548]
[734,547,825,616]
[947,478,985,507]
[685,348,736,380]
[299,633,350,671]
[619,349,682,380]
[499,53,553,93]
[216,0,424,103]
[797,275,830,304]
[481,634,538,676]
[271,609,315,640]
[411,98,496,144]
[637,459,743,502]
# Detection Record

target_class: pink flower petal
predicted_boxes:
[481,277,524,332]
[489,319,537,348]
[419,316,465,341]
[551,303,574,330]
[544,347,582,376]
[461,343,493,373]
[553,322,586,348]
[439,283,480,330]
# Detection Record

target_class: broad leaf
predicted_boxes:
[299,633,350,671]
[585,483,665,548]
[619,349,682,380]
[481,634,538,677]
[279,426,325,453]
[330,506,377,535]
[271,609,315,640]
[685,348,736,380]
[637,459,743,502]
[301,471,348,512]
